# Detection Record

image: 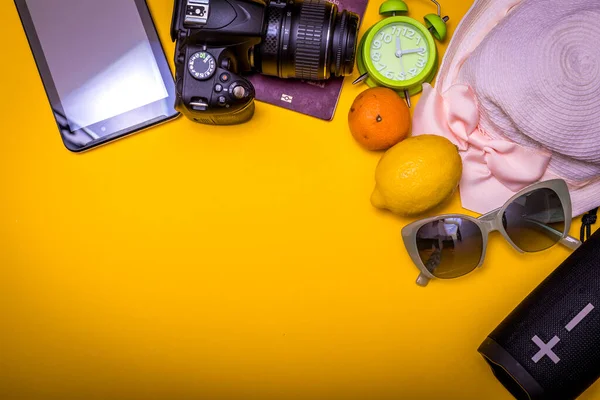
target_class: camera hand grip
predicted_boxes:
[174,46,257,125]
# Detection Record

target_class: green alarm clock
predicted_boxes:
[354,0,449,107]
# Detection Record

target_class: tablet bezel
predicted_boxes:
[14,0,180,152]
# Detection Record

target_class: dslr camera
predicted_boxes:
[170,0,359,125]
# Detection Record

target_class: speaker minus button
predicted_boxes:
[566,303,595,332]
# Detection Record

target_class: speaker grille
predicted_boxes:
[483,229,600,399]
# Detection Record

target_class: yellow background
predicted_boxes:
[1,0,598,399]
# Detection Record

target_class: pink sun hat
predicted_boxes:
[412,0,600,217]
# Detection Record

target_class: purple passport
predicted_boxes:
[247,0,369,121]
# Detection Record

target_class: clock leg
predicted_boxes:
[404,90,412,108]
[352,72,369,85]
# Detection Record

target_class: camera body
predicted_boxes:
[171,0,359,125]
[171,0,264,125]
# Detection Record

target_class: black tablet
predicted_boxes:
[14,0,179,152]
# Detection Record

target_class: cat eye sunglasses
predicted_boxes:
[402,180,582,287]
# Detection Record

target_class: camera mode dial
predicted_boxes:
[188,51,217,80]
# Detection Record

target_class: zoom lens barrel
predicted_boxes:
[253,0,358,80]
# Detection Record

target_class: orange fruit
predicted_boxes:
[348,87,411,151]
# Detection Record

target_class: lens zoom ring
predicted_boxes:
[295,0,327,80]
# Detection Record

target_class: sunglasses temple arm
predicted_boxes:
[416,273,431,287]
[560,235,582,250]
[521,218,582,250]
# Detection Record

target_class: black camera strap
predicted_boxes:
[580,208,598,242]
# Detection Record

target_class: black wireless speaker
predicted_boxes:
[478,228,600,400]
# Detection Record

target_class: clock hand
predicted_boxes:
[396,36,406,76]
[401,48,426,56]
[395,36,411,108]
[395,37,412,108]
[395,36,403,58]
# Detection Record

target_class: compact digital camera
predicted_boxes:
[170,0,359,125]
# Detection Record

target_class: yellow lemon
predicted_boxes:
[371,135,462,216]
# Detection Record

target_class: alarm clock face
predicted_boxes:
[364,17,436,90]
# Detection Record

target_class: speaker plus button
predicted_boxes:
[532,336,561,364]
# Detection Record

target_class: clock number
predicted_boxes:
[402,27,408,36]
[376,63,387,71]
[371,52,381,62]
[396,72,407,81]
[418,48,426,56]
[378,32,392,44]
[408,68,418,77]
[372,40,382,50]
[405,29,415,39]
[416,58,426,68]
[385,71,394,79]
[391,26,398,35]
[415,36,422,45]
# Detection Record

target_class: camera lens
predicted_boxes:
[252,0,359,80]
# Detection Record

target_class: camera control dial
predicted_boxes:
[188,51,217,80]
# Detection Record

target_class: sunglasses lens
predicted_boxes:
[503,188,565,252]
[415,218,484,279]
